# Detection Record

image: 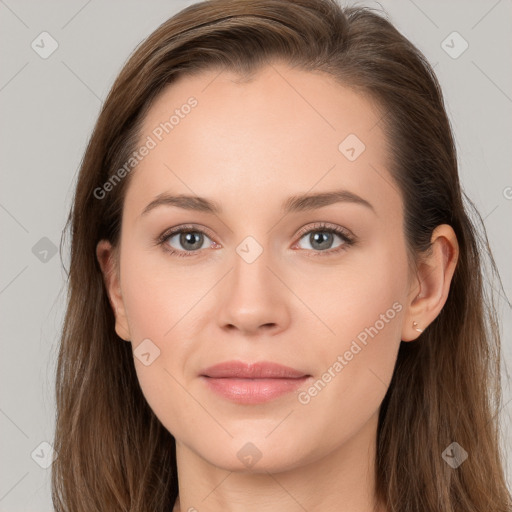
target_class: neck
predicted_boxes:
[172,410,386,512]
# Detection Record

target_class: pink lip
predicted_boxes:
[200,361,311,404]
[201,360,308,379]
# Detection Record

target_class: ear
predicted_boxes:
[401,224,459,342]
[96,239,131,342]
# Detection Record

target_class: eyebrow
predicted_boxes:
[140,189,376,217]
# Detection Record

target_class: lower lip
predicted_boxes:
[201,376,310,404]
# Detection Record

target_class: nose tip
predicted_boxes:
[225,321,278,333]
[216,254,291,336]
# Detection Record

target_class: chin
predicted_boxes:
[188,434,319,475]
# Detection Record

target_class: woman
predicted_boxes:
[52,0,512,510]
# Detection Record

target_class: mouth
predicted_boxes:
[199,360,311,404]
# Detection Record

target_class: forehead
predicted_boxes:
[123,62,400,223]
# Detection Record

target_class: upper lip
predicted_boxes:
[200,361,309,379]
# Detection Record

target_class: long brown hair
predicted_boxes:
[52,0,512,510]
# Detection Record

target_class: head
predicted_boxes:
[52,1,511,511]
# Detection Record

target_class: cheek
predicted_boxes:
[303,240,406,407]
[119,251,197,432]
[119,243,209,343]
[118,244,214,415]
[304,230,407,346]
[296,279,404,446]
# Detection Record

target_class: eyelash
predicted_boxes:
[156,222,356,258]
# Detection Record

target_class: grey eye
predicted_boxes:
[167,231,212,252]
[297,230,345,251]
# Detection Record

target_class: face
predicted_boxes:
[100,62,415,473]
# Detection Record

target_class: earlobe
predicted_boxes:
[96,239,131,342]
[401,224,459,342]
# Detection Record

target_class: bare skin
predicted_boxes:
[97,61,458,512]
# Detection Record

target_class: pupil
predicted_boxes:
[181,232,203,250]
[311,232,332,250]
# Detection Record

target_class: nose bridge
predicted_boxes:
[215,231,290,334]
[230,232,277,300]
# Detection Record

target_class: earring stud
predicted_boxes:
[412,321,423,333]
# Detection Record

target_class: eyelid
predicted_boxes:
[158,222,351,244]
[294,221,354,240]
[158,223,218,245]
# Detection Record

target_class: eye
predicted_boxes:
[157,224,218,258]
[156,222,356,258]
[293,222,355,256]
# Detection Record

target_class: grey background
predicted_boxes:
[1,0,511,509]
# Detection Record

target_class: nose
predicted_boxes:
[215,246,291,337]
